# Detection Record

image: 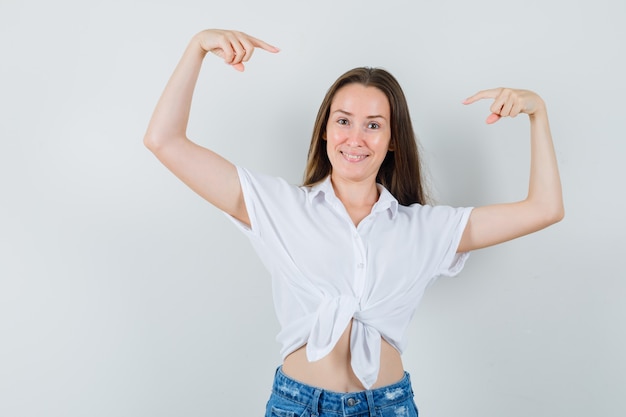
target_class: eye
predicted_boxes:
[367,122,380,129]
[337,118,349,125]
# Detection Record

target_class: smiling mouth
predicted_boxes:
[341,151,368,162]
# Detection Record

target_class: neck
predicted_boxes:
[330,174,380,209]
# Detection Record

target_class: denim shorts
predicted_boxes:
[265,367,419,417]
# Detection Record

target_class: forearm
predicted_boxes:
[526,103,564,223]
[144,35,206,150]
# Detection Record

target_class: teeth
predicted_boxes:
[343,152,366,161]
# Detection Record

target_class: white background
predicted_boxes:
[1,0,624,416]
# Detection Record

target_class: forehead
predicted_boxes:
[330,84,390,117]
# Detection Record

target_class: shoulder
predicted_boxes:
[397,203,473,227]
[237,166,301,190]
[236,166,312,203]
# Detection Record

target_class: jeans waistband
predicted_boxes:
[272,366,414,415]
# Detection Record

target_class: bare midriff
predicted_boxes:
[281,320,405,392]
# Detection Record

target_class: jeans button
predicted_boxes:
[346,398,356,407]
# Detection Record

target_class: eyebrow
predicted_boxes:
[332,109,387,120]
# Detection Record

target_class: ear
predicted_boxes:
[387,138,395,151]
[322,132,327,140]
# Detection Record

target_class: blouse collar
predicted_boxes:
[307,176,399,219]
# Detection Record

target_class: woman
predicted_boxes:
[144,29,563,417]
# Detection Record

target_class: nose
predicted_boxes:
[346,126,365,146]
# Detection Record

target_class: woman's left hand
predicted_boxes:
[463,88,545,124]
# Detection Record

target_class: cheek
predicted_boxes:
[372,133,392,149]
[324,127,342,144]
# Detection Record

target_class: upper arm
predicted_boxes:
[457,200,564,253]
[146,137,250,226]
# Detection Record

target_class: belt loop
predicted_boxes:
[310,388,322,417]
[365,390,376,417]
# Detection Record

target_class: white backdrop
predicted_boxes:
[1,0,624,416]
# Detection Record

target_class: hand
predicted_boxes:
[463,88,545,124]
[194,29,280,72]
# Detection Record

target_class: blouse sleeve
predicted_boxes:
[222,166,302,239]
[222,166,258,236]
[437,206,473,276]
[411,204,474,278]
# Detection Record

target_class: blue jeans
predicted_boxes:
[265,367,419,417]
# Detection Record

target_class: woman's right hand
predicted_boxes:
[194,29,280,72]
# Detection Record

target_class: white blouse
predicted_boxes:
[226,167,473,389]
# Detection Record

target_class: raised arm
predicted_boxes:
[143,29,279,225]
[457,88,564,253]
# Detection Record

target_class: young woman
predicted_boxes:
[144,29,563,417]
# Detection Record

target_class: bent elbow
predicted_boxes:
[543,202,565,228]
[143,132,160,153]
[555,204,565,223]
[143,131,176,155]
[551,195,565,223]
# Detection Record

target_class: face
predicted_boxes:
[325,83,392,185]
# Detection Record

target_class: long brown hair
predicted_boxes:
[303,67,427,206]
